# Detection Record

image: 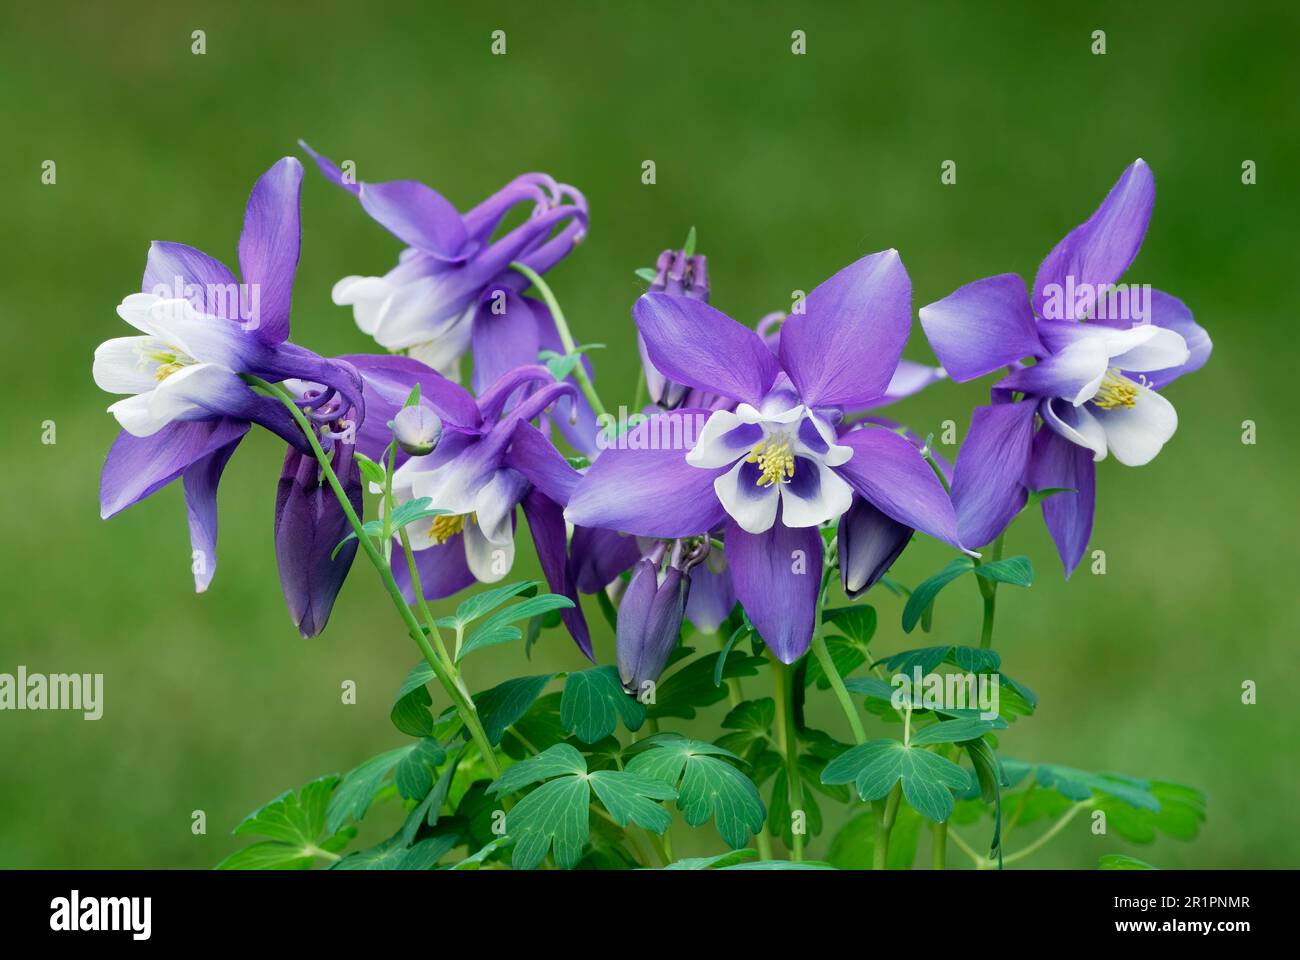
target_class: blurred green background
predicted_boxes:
[1,0,1295,869]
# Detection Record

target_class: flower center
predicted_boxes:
[747,434,795,487]
[1093,369,1140,410]
[139,345,195,382]
[429,512,474,544]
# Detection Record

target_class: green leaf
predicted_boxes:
[353,452,387,488]
[683,225,697,257]
[504,692,567,760]
[721,860,835,870]
[634,267,658,283]
[821,740,972,823]
[489,743,587,796]
[560,666,645,742]
[972,555,1034,587]
[1099,853,1157,870]
[218,776,356,870]
[217,840,317,870]
[394,738,447,801]
[713,624,749,687]
[902,557,975,632]
[910,717,1003,745]
[326,747,412,834]
[826,803,922,869]
[402,383,421,408]
[822,605,877,647]
[626,738,766,848]
[1025,486,1074,508]
[457,594,575,661]
[451,837,510,870]
[507,775,590,870]
[804,635,869,690]
[661,849,758,870]
[649,649,764,720]
[588,770,679,834]
[474,674,555,746]
[452,580,540,626]
[390,662,436,738]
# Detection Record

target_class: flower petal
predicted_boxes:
[522,490,594,661]
[1132,290,1211,389]
[684,561,736,633]
[142,241,237,300]
[1028,425,1096,577]
[714,458,781,534]
[237,157,303,345]
[725,517,822,663]
[996,336,1110,404]
[634,293,779,406]
[685,409,762,469]
[1040,398,1108,462]
[1092,382,1178,466]
[919,273,1044,382]
[838,496,912,599]
[949,402,1036,549]
[100,418,250,519]
[1032,159,1155,316]
[93,336,157,394]
[565,410,727,537]
[469,288,541,395]
[182,429,245,593]
[833,427,963,549]
[779,249,913,406]
[778,457,855,528]
[357,179,469,260]
[505,420,582,506]
[570,525,643,594]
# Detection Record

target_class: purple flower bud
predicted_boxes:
[838,497,913,599]
[616,558,691,697]
[390,405,443,456]
[274,440,363,637]
[640,248,709,409]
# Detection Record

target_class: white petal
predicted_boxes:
[714,459,780,534]
[797,413,853,467]
[149,362,245,422]
[1041,399,1108,462]
[407,314,473,380]
[116,293,163,336]
[1108,325,1190,373]
[146,299,245,368]
[464,518,514,583]
[107,392,171,437]
[93,337,158,394]
[332,275,392,336]
[778,459,854,527]
[372,277,464,350]
[1095,383,1178,466]
[474,472,521,542]
[685,409,757,468]
[406,460,479,516]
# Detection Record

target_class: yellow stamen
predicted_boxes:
[747,436,796,487]
[429,512,473,545]
[1093,368,1140,410]
[154,363,184,382]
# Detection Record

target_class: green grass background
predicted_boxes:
[1,0,1295,868]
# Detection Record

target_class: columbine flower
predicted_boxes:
[639,247,712,409]
[347,358,594,659]
[94,157,364,595]
[919,159,1211,573]
[566,250,964,662]
[300,142,587,383]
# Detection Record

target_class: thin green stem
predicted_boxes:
[772,659,805,861]
[873,783,902,869]
[245,375,500,779]
[997,801,1090,867]
[974,532,1005,649]
[811,631,866,746]
[509,261,609,421]
[381,440,396,564]
[932,821,948,869]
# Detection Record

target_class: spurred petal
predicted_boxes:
[570,526,643,594]
[838,496,912,599]
[565,410,727,538]
[1135,290,1211,389]
[100,418,250,519]
[919,273,1044,382]
[833,426,963,549]
[182,429,245,593]
[725,517,821,663]
[1032,159,1155,316]
[238,157,303,345]
[634,294,779,406]
[298,140,360,195]
[949,402,1037,549]
[684,560,736,634]
[357,180,469,260]
[1028,425,1096,577]
[779,249,912,407]
[522,490,593,660]
[470,289,541,395]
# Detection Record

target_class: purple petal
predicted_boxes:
[506,420,582,505]
[358,180,469,260]
[779,249,912,407]
[834,426,963,549]
[181,429,245,593]
[470,289,541,395]
[949,402,1037,549]
[570,526,642,594]
[298,140,360,195]
[1032,159,1155,316]
[634,294,779,406]
[995,335,1109,404]
[838,497,912,599]
[725,517,821,663]
[143,241,237,300]
[237,157,303,345]
[1134,290,1211,389]
[564,409,727,538]
[1028,423,1096,577]
[918,273,1044,382]
[100,418,250,519]
[683,560,736,634]
[344,353,480,463]
[522,489,594,661]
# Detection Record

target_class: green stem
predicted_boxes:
[509,261,609,421]
[997,801,1090,867]
[932,821,948,869]
[873,783,902,869]
[246,375,500,779]
[755,828,774,861]
[974,532,1005,650]
[772,659,804,861]
[810,631,866,746]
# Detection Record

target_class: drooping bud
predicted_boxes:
[616,558,690,699]
[837,497,913,599]
[390,405,442,456]
[274,439,364,637]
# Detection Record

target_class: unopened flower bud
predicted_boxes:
[390,406,442,456]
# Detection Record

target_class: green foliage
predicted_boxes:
[649,648,764,720]
[560,666,646,742]
[821,739,972,823]
[332,497,449,559]
[1099,854,1157,870]
[901,556,1033,631]
[217,775,356,870]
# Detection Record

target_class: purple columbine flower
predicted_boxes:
[565,250,965,662]
[93,157,365,595]
[919,159,1211,575]
[616,541,709,696]
[639,248,711,409]
[299,142,587,383]
[345,357,594,659]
